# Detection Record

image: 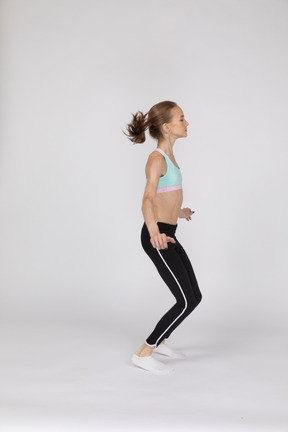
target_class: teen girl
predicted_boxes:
[125,101,202,375]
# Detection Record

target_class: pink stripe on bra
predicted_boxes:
[155,148,165,155]
[157,184,183,194]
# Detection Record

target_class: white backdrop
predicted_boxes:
[0,0,288,334]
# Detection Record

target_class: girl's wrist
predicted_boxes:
[147,222,159,237]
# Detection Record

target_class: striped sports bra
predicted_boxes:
[155,148,182,194]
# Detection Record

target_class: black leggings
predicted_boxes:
[141,221,202,347]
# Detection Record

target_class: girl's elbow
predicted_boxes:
[141,196,154,210]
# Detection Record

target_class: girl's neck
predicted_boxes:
[157,138,176,155]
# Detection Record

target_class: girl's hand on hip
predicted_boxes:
[150,233,176,250]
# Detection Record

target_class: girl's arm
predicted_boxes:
[141,154,176,249]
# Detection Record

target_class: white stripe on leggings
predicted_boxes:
[154,247,187,346]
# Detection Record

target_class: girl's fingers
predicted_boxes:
[167,236,176,244]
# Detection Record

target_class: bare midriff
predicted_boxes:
[154,189,183,225]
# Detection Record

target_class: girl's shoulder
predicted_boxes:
[148,149,165,161]
[146,150,165,168]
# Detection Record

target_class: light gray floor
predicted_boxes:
[0,320,287,432]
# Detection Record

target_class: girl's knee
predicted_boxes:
[185,300,196,315]
[186,293,202,314]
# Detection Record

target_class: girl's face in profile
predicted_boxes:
[165,106,189,139]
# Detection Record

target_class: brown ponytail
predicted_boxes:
[124,111,148,144]
[124,100,178,144]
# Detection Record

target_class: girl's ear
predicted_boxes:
[162,123,170,134]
